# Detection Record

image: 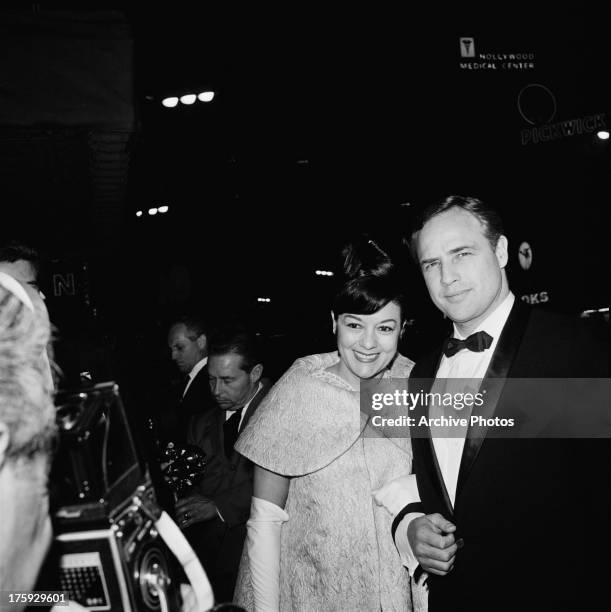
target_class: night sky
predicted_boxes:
[1,8,609,374]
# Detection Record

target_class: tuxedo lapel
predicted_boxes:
[411,347,455,518]
[455,302,531,502]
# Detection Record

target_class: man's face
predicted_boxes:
[208,352,261,411]
[168,324,206,374]
[0,259,38,289]
[0,454,52,593]
[415,207,509,335]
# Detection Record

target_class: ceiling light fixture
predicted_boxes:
[180,94,197,105]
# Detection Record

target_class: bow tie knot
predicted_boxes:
[443,330,493,357]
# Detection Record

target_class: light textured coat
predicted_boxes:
[234,352,427,612]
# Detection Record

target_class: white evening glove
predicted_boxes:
[373,473,426,581]
[51,603,87,611]
[372,473,420,516]
[247,496,289,612]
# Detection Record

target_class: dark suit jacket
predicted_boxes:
[397,302,610,611]
[160,365,215,445]
[187,380,270,525]
[182,381,271,597]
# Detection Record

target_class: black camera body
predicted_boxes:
[51,382,182,611]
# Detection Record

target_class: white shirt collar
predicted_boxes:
[453,292,515,341]
[238,381,263,412]
[188,356,208,380]
[225,381,263,428]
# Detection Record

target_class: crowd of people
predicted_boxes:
[0,195,609,611]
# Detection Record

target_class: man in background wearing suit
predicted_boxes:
[165,314,214,444]
[147,315,214,513]
[177,326,270,603]
[392,196,610,611]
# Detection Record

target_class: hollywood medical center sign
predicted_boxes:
[459,37,535,70]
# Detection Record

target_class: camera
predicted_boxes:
[49,382,182,611]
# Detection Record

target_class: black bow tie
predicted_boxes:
[443,331,493,357]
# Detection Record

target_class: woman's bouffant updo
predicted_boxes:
[331,235,408,321]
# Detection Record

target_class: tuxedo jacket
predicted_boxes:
[397,302,610,611]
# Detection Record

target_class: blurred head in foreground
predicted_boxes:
[0,240,41,291]
[0,271,56,597]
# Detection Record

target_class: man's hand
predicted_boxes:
[407,513,460,576]
[175,493,217,529]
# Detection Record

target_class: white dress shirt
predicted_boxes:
[432,291,515,505]
[224,381,263,431]
[394,292,515,575]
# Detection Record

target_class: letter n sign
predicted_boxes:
[53,273,76,296]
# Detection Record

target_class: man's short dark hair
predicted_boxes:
[0,241,40,275]
[409,195,505,260]
[208,326,262,373]
[172,314,208,340]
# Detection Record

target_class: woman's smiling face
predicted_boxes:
[333,300,401,387]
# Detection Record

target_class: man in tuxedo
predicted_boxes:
[392,196,610,611]
[164,314,215,444]
[177,326,270,603]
